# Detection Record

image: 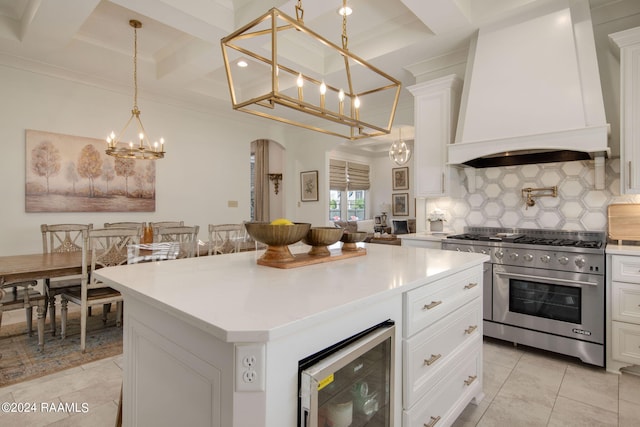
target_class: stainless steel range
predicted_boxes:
[442,227,605,367]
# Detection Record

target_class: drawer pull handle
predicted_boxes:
[423,300,442,310]
[464,375,478,386]
[464,282,478,290]
[424,353,442,366]
[465,325,478,335]
[424,415,441,427]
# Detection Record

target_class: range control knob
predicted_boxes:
[467,248,474,253]
[541,255,551,263]
[523,254,534,262]
[558,256,569,265]
[575,257,586,268]
[495,250,504,260]
[509,253,519,261]
[480,249,489,255]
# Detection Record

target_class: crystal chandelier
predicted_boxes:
[389,127,412,166]
[221,0,401,140]
[106,20,165,160]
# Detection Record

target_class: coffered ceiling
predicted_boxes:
[0,0,624,154]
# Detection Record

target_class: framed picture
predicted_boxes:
[25,129,155,212]
[374,215,382,225]
[392,193,409,216]
[300,170,319,202]
[392,167,409,190]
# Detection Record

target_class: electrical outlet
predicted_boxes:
[235,344,265,392]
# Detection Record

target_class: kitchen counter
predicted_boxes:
[606,242,640,255]
[396,232,449,242]
[95,244,487,426]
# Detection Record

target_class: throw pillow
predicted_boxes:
[357,219,375,234]
[393,220,409,235]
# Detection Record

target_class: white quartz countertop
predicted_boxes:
[606,243,640,255]
[396,233,448,242]
[95,244,487,343]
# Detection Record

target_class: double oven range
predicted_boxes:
[442,227,606,367]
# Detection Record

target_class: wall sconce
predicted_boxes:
[522,186,557,209]
[268,173,283,195]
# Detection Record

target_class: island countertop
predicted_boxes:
[94,244,488,343]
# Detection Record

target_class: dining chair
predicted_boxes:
[60,228,139,352]
[0,278,46,350]
[153,225,200,259]
[103,222,146,234]
[149,221,184,228]
[41,223,93,336]
[208,224,245,255]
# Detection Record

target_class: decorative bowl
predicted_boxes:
[340,231,367,251]
[244,222,311,262]
[302,227,345,256]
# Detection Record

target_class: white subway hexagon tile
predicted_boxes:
[485,183,502,198]
[538,210,563,229]
[583,190,608,209]
[580,212,607,230]
[559,179,585,198]
[560,201,585,219]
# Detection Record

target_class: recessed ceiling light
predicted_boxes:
[237,60,248,67]
[337,6,352,16]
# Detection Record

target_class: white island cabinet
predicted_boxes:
[95,244,487,427]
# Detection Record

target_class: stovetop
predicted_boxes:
[445,227,605,251]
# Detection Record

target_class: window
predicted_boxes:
[329,159,369,221]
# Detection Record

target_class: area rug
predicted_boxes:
[0,309,123,387]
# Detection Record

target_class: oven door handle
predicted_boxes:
[495,271,599,287]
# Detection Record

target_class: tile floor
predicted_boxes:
[1,336,639,426]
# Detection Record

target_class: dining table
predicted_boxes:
[0,251,84,351]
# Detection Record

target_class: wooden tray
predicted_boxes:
[257,248,366,269]
[608,203,640,242]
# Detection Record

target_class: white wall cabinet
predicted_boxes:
[402,264,484,425]
[606,251,640,373]
[611,27,640,194]
[407,75,462,198]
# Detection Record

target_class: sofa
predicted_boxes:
[332,219,416,242]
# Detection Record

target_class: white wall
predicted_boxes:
[0,66,327,255]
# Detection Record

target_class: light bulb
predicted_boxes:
[354,96,360,109]
[297,73,304,88]
[320,81,327,95]
[338,89,345,102]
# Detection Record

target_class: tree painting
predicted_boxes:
[31,140,61,193]
[77,144,103,197]
[25,130,155,212]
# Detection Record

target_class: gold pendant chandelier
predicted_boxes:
[106,19,165,160]
[221,0,401,140]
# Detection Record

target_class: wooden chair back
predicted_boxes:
[41,223,93,254]
[153,225,199,258]
[208,224,245,255]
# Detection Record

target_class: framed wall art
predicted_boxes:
[25,129,156,212]
[392,167,409,190]
[392,193,409,216]
[300,170,319,202]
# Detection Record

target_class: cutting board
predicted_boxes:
[608,204,640,241]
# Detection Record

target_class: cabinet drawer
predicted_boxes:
[403,301,482,408]
[612,282,640,323]
[612,321,640,365]
[404,267,482,337]
[403,342,482,427]
[611,255,640,284]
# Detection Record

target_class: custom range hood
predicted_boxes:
[449,0,609,170]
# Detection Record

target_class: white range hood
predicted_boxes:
[450,0,609,174]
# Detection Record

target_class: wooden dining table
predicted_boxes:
[0,251,84,351]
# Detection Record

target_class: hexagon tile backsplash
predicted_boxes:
[426,158,640,233]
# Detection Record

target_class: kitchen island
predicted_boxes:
[95,243,488,427]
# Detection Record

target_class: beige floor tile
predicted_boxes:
[58,375,121,411]
[558,364,619,413]
[482,359,513,401]
[547,396,617,427]
[47,401,118,427]
[620,400,640,427]
[494,367,560,408]
[483,339,523,370]
[476,393,551,427]
[620,372,640,405]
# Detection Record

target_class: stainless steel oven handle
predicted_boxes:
[495,271,598,287]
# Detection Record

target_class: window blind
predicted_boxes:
[329,159,348,191]
[347,161,370,190]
